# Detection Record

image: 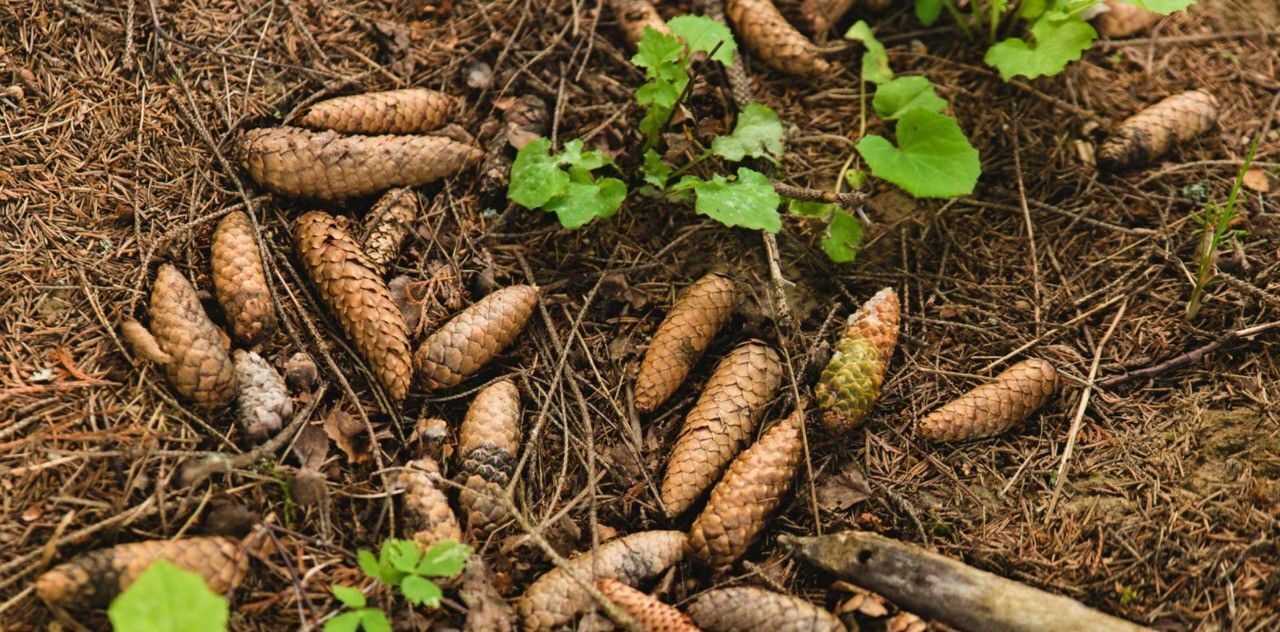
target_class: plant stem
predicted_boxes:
[942,0,974,40]
[1186,136,1258,319]
[670,148,714,180]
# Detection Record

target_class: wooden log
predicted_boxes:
[780,532,1151,632]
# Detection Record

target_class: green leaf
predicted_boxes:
[416,540,473,578]
[711,103,785,162]
[635,72,685,109]
[107,560,229,632]
[872,76,948,119]
[356,550,382,582]
[632,28,684,71]
[1018,0,1049,19]
[856,108,980,198]
[400,575,444,608]
[510,138,570,208]
[324,611,365,632]
[844,21,893,84]
[1120,0,1195,14]
[667,15,737,65]
[675,168,781,232]
[915,0,943,25]
[558,139,610,171]
[984,14,1096,81]
[788,199,838,218]
[844,168,869,190]
[384,539,422,574]
[641,149,672,189]
[544,174,628,229]
[331,586,367,609]
[360,609,392,632]
[821,209,864,263]
[639,104,672,144]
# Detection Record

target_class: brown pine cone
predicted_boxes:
[798,0,892,36]
[211,210,276,346]
[1097,90,1218,171]
[1093,0,1162,38]
[518,531,688,632]
[686,587,845,632]
[634,271,738,415]
[239,127,484,200]
[414,285,538,391]
[596,579,701,631]
[146,264,238,411]
[917,358,1059,442]
[36,536,248,610]
[456,379,521,539]
[478,95,550,208]
[660,341,783,518]
[689,406,804,569]
[296,88,460,135]
[359,187,418,277]
[607,0,671,49]
[121,318,170,365]
[814,288,900,433]
[399,456,463,550]
[293,211,412,401]
[726,0,831,78]
[232,349,293,441]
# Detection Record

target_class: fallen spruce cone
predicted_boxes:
[689,406,804,570]
[399,457,464,550]
[518,530,689,632]
[686,587,845,632]
[296,88,460,135]
[460,555,518,632]
[608,0,671,49]
[125,264,238,411]
[917,358,1059,442]
[478,95,550,208]
[457,379,521,538]
[799,0,892,38]
[814,288,899,433]
[211,210,276,346]
[660,340,782,518]
[1097,90,1219,171]
[232,350,293,440]
[1093,0,1161,38]
[414,285,539,391]
[239,127,483,200]
[634,271,738,415]
[726,0,831,78]
[36,536,248,610]
[293,211,412,401]
[359,187,418,277]
[596,579,701,631]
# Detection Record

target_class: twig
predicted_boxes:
[180,386,327,486]
[1093,28,1279,50]
[771,180,868,208]
[1096,321,1280,389]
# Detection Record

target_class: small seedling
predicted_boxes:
[325,539,471,632]
[1186,137,1255,319]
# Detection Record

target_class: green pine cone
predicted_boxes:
[815,335,886,432]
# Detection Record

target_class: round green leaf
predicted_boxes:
[330,585,367,609]
[856,109,980,199]
[821,209,864,263]
[683,168,782,232]
[712,103,785,162]
[107,560,229,632]
[872,76,948,120]
[509,138,569,209]
[400,575,444,608]
[844,21,893,84]
[323,611,364,632]
[667,15,737,65]
[984,15,1096,81]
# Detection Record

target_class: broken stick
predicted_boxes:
[781,531,1151,632]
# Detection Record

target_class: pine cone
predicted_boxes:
[634,271,737,415]
[358,188,418,277]
[210,211,276,346]
[814,288,899,433]
[660,340,783,518]
[399,457,463,550]
[456,379,521,538]
[917,358,1059,442]
[232,350,293,440]
[293,211,412,401]
[726,0,831,78]
[689,407,804,569]
[686,587,845,632]
[1098,90,1218,171]
[596,579,701,631]
[414,285,538,391]
[145,264,238,411]
[36,536,248,610]
[798,0,891,37]
[239,127,483,200]
[296,88,460,134]
[607,0,671,49]
[1093,0,1161,38]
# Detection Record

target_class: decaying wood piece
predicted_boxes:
[917,358,1058,442]
[359,187,418,277]
[518,531,689,632]
[597,579,702,631]
[686,586,845,632]
[293,211,412,401]
[782,531,1151,632]
[232,349,293,440]
[211,210,277,346]
[239,127,484,200]
[36,536,248,610]
[660,340,783,518]
[634,271,738,415]
[726,0,831,78]
[478,95,550,208]
[133,264,238,411]
[296,88,460,134]
[460,555,518,632]
[414,285,539,391]
[814,288,899,433]
[1097,90,1218,171]
[799,0,891,38]
[1093,0,1162,38]
[608,0,671,49]
[398,456,464,550]
[689,406,804,569]
[456,379,522,538]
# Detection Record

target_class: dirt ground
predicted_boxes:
[1,0,1278,629]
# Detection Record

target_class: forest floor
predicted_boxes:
[1,0,1278,629]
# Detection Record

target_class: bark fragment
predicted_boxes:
[457,379,522,539]
[211,210,276,346]
[917,358,1059,442]
[359,187,418,277]
[398,456,464,550]
[634,271,738,415]
[232,349,293,440]
[596,578,701,631]
[726,0,831,78]
[145,264,238,411]
[1097,90,1219,171]
[414,285,539,391]
[296,88,460,135]
[686,586,845,632]
[814,288,900,433]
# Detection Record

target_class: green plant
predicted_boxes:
[1186,138,1255,319]
[108,561,229,632]
[325,539,471,632]
[509,138,627,229]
